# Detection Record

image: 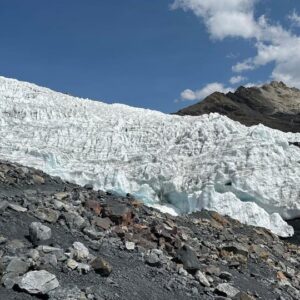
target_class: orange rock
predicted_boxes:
[211,212,230,226]
[133,224,148,230]
[131,200,143,208]
[277,271,288,281]
[85,200,102,215]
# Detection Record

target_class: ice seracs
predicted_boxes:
[0,76,300,237]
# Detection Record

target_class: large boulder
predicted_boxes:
[176,245,200,273]
[29,222,52,244]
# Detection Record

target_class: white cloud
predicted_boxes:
[234,20,300,87]
[243,82,263,88]
[288,10,300,27]
[229,75,247,84]
[232,59,255,72]
[172,0,300,88]
[180,82,233,102]
[226,52,240,59]
[180,89,197,101]
[171,0,258,40]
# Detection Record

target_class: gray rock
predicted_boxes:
[48,285,83,300]
[195,270,210,287]
[32,174,45,184]
[67,259,78,270]
[36,208,60,223]
[0,235,7,245]
[72,242,89,261]
[125,241,135,250]
[18,270,59,294]
[84,184,93,190]
[41,254,58,267]
[205,265,221,276]
[63,212,86,229]
[145,252,161,267]
[8,203,27,212]
[37,245,65,260]
[6,258,29,275]
[94,217,113,230]
[191,287,199,295]
[5,239,25,254]
[77,263,91,274]
[53,200,64,210]
[29,222,52,244]
[285,266,295,278]
[0,200,9,211]
[176,245,200,272]
[83,227,104,240]
[219,271,233,281]
[221,243,249,257]
[0,261,4,273]
[286,285,300,299]
[178,266,188,276]
[215,283,240,298]
[1,272,20,289]
[37,245,62,253]
[54,192,69,201]
[28,249,40,261]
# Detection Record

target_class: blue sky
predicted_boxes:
[0,0,300,112]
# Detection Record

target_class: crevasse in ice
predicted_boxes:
[1,76,300,237]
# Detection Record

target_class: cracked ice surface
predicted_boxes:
[1,76,300,236]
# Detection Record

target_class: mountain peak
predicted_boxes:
[269,80,287,89]
[176,81,300,132]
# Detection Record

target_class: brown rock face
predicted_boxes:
[85,200,102,215]
[103,202,133,225]
[175,81,300,133]
[90,257,112,277]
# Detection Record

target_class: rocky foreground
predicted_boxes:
[0,161,299,300]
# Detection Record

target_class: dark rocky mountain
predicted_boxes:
[0,160,300,299]
[176,81,300,133]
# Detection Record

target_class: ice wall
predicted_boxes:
[1,76,300,237]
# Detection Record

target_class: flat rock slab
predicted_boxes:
[215,283,240,298]
[18,270,59,295]
[8,203,27,212]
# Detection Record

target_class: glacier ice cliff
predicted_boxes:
[1,76,300,237]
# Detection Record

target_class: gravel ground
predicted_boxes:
[0,160,299,300]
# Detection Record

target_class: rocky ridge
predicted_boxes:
[176,81,300,133]
[0,160,300,299]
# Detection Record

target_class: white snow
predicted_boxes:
[0,76,299,237]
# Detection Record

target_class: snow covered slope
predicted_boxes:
[1,76,300,237]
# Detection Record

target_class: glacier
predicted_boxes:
[1,76,300,237]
